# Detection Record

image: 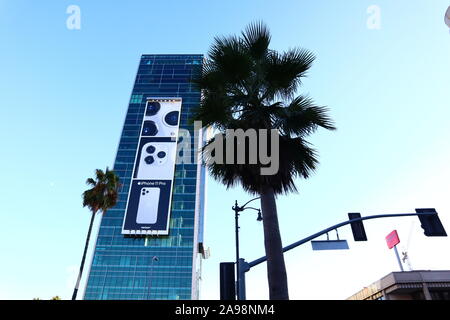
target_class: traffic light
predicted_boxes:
[348,212,368,241]
[220,262,236,300]
[416,208,447,237]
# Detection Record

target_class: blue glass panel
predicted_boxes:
[84,54,204,300]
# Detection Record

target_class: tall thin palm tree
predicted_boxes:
[192,22,336,300]
[72,167,121,300]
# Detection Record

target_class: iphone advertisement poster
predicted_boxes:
[122,98,182,236]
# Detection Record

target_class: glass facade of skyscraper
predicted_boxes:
[83,54,206,300]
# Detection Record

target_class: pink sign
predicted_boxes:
[386,230,400,249]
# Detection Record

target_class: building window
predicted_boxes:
[130,94,143,104]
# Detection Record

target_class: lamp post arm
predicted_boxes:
[241,197,261,210]
[242,207,260,212]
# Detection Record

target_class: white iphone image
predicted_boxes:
[136,187,160,224]
[136,142,177,180]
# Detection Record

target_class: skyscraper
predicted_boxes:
[83,54,207,300]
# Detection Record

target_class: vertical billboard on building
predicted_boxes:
[122,98,182,236]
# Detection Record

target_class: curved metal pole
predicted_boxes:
[248,212,435,268]
[241,197,261,210]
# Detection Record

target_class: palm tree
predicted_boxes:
[192,22,336,300]
[72,168,121,300]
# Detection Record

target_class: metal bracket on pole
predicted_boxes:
[238,259,250,300]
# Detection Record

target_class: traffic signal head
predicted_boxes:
[348,212,368,241]
[219,262,236,300]
[416,208,447,237]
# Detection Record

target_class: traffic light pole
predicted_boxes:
[238,209,445,300]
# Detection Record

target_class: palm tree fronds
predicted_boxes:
[242,21,271,60]
[82,168,121,214]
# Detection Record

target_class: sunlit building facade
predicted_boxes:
[83,54,207,300]
[347,270,450,300]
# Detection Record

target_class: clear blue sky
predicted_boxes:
[1,0,449,300]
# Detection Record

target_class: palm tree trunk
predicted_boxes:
[72,210,97,300]
[260,185,289,300]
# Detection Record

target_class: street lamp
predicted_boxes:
[232,197,262,300]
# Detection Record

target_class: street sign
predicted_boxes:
[386,230,400,249]
[311,240,349,251]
